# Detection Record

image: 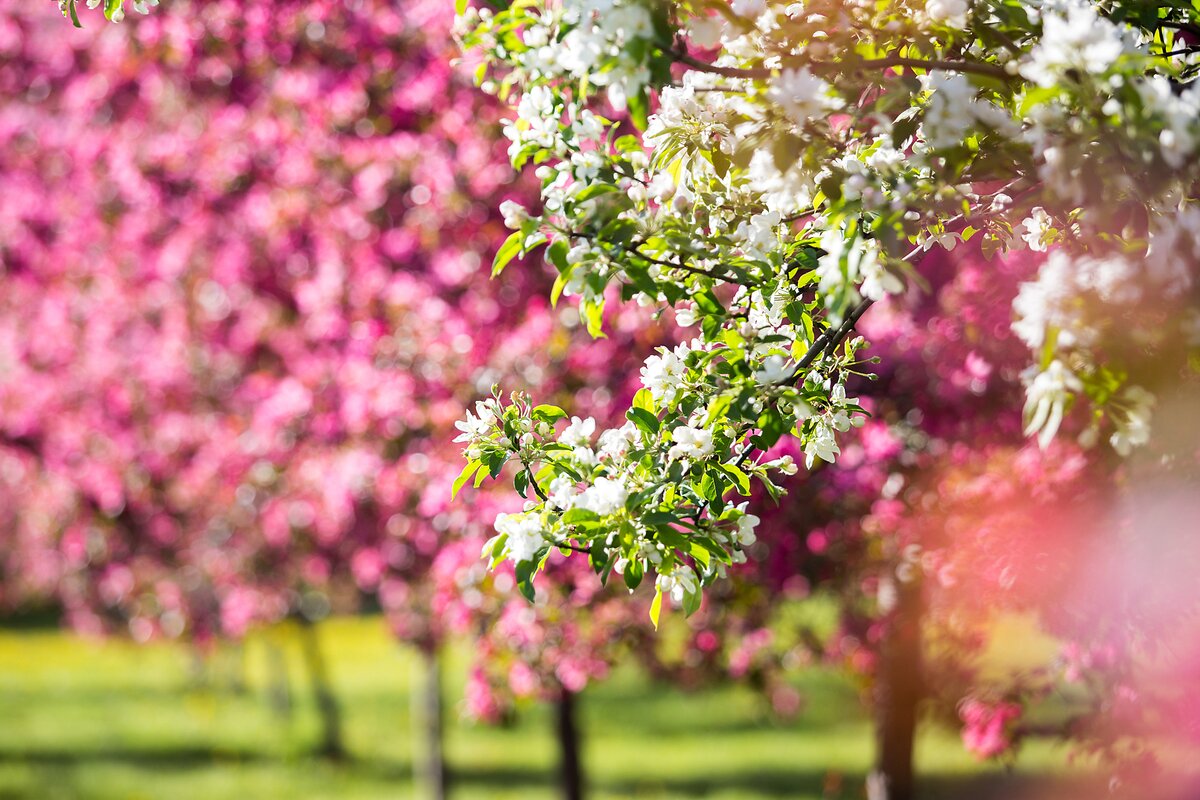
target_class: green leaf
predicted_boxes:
[655,528,691,552]
[752,407,788,449]
[721,463,752,496]
[627,87,650,131]
[532,404,568,424]
[562,508,601,525]
[103,0,123,21]
[622,559,644,591]
[484,450,507,479]
[574,183,620,202]
[704,394,732,426]
[451,460,482,500]
[649,588,663,629]
[455,0,469,15]
[67,0,83,26]
[626,407,660,436]
[694,289,724,315]
[486,534,508,568]
[492,230,523,277]
[582,297,606,338]
[550,265,574,307]
[598,217,638,246]
[546,239,570,274]
[632,388,655,413]
[473,463,490,488]
[515,556,538,597]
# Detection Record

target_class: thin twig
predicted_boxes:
[673,50,1014,82]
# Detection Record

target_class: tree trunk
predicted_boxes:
[412,647,447,800]
[266,641,293,721]
[867,578,923,800]
[297,616,346,761]
[555,685,584,800]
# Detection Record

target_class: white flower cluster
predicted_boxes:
[924,0,968,28]
[61,0,157,23]
[816,228,903,303]
[768,68,843,129]
[1021,359,1083,450]
[503,86,562,160]
[800,383,863,469]
[639,343,691,404]
[920,72,1017,150]
[493,511,547,564]
[645,71,742,152]
[1012,218,1198,451]
[519,0,657,110]
[1020,1,1129,88]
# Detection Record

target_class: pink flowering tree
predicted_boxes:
[4,4,685,796]
[0,0,546,777]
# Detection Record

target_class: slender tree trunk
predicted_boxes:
[867,578,923,800]
[187,643,210,690]
[298,616,346,761]
[555,685,584,800]
[412,646,447,800]
[226,640,249,695]
[266,640,294,721]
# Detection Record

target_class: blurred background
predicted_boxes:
[0,2,1197,799]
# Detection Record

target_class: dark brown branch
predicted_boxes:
[672,50,1014,82]
[1158,19,1200,40]
[784,295,874,383]
[522,459,549,502]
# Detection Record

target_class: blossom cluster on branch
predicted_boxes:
[451,0,1200,617]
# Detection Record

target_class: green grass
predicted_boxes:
[0,616,1080,800]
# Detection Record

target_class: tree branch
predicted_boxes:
[672,50,1015,82]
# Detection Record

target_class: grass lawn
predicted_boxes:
[0,616,1082,800]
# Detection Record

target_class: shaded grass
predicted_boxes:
[0,616,1084,800]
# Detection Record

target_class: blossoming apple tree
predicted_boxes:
[450,0,1200,627]
[445,1,1200,796]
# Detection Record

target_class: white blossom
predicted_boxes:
[754,354,791,384]
[656,566,698,604]
[804,420,840,468]
[858,247,904,301]
[495,512,546,563]
[640,344,688,403]
[559,415,597,448]
[1022,360,1083,449]
[598,421,639,459]
[1018,207,1054,252]
[1021,1,1128,87]
[734,504,760,546]
[668,424,714,460]
[548,475,579,510]
[499,200,528,230]
[1109,386,1155,456]
[768,68,842,129]
[578,476,630,515]
[730,0,766,19]
[454,408,492,443]
[765,454,798,475]
[924,0,968,28]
